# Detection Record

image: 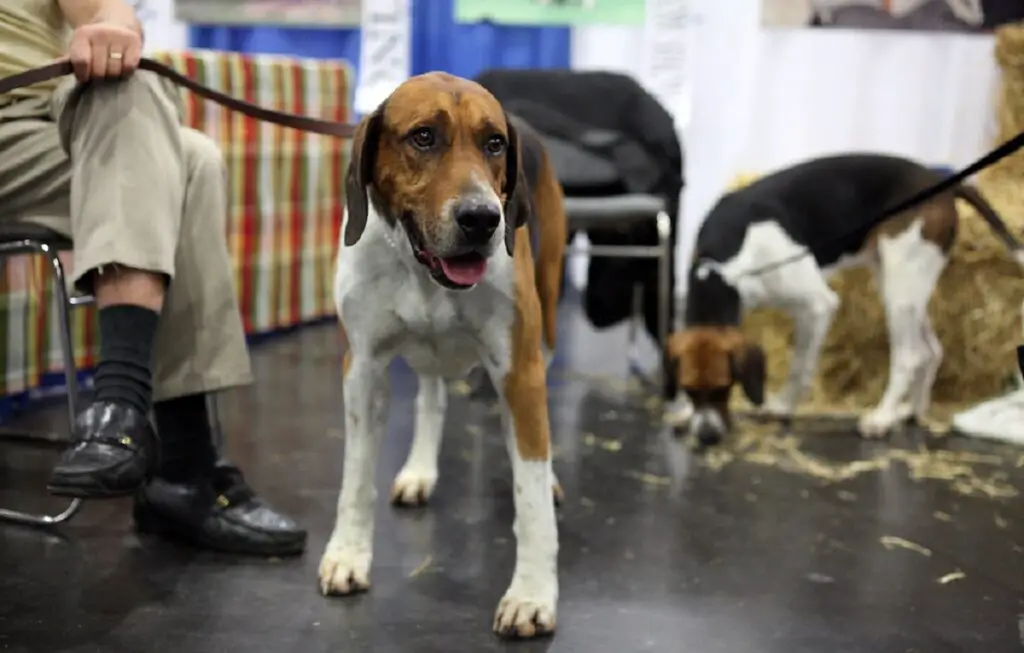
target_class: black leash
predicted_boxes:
[715,128,1024,279]
[0,59,357,138]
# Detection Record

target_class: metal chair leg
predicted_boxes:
[47,245,80,430]
[627,283,641,349]
[627,283,643,377]
[0,243,83,527]
[656,211,673,395]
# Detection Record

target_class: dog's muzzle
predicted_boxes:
[688,408,727,446]
[401,198,500,290]
[453,199,501,247]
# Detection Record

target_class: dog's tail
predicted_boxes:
[953,183,1024,265]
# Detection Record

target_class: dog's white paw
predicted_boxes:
[318,545,372,595]
[761,392,795,418]
[894,402,915,422]
[857,408,903,439]
[390,469,437,507]
[493,580,558,639]
[663,397,694,426]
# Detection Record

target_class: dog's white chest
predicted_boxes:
[335,220,516,380]
[391,284,492,377]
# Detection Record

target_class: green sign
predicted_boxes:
[455,0,645,26]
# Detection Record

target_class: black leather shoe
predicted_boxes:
[47,401,159,499]
[133,461,307,557]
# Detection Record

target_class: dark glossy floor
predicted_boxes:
[3,296,1024,652]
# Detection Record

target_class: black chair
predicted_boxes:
[0,223,90,527]
[544,136,673,370]
[476,69,683,391]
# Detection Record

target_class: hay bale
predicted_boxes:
[994,23,1024,177]
[738,24,1024,420]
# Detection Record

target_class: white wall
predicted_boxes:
[137,0,189,52]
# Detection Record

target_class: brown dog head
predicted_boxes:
[343,72,529,290]
[665,326,766,444]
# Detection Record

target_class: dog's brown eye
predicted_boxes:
[485,135,506,156]
[409,128,435,150]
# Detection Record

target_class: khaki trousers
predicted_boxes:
[0,72,253,401]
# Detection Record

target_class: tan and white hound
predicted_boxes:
[667,153,1024,443]
[318,72,568,639]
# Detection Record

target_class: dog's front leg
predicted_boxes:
[487,355,559,639]
[319,353,389,596]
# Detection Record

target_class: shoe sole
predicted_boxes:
[47,456,156,499]
[47,481,145,500]
[134,509,307,558]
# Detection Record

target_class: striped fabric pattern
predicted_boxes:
[155,49,352,334]
[0,250,94,398]
[0,50,352,398]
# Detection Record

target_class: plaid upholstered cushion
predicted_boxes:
[0,50,352,396]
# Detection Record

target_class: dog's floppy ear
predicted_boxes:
[344,103,385,247]
[664,351,680,400]
[729,341,766,407]
[502,112,530,257]
[664,331,692,400]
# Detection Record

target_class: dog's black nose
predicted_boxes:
[454,203,501,242]
[695,423,723,447]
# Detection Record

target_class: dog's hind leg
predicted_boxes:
[391,374,447,507]
[908,307,944,423]
[859,224,947,438]
[762,259,839,417]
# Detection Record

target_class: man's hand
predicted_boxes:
[59,0,144,81]
[66,22,142,81]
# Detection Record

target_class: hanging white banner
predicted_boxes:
[640,0,696,130]
[134,0,188,53]
[355,0,411,115]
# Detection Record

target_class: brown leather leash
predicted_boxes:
[0,57,357,138]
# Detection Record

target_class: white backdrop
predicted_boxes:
[136,0,189,52]
[572,0,1000,291]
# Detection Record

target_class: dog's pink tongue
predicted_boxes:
[439,257,488,285]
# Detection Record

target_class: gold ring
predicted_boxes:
[109,51,123,60]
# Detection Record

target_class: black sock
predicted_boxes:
[153,393,218,482]
[94,304,160,415]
